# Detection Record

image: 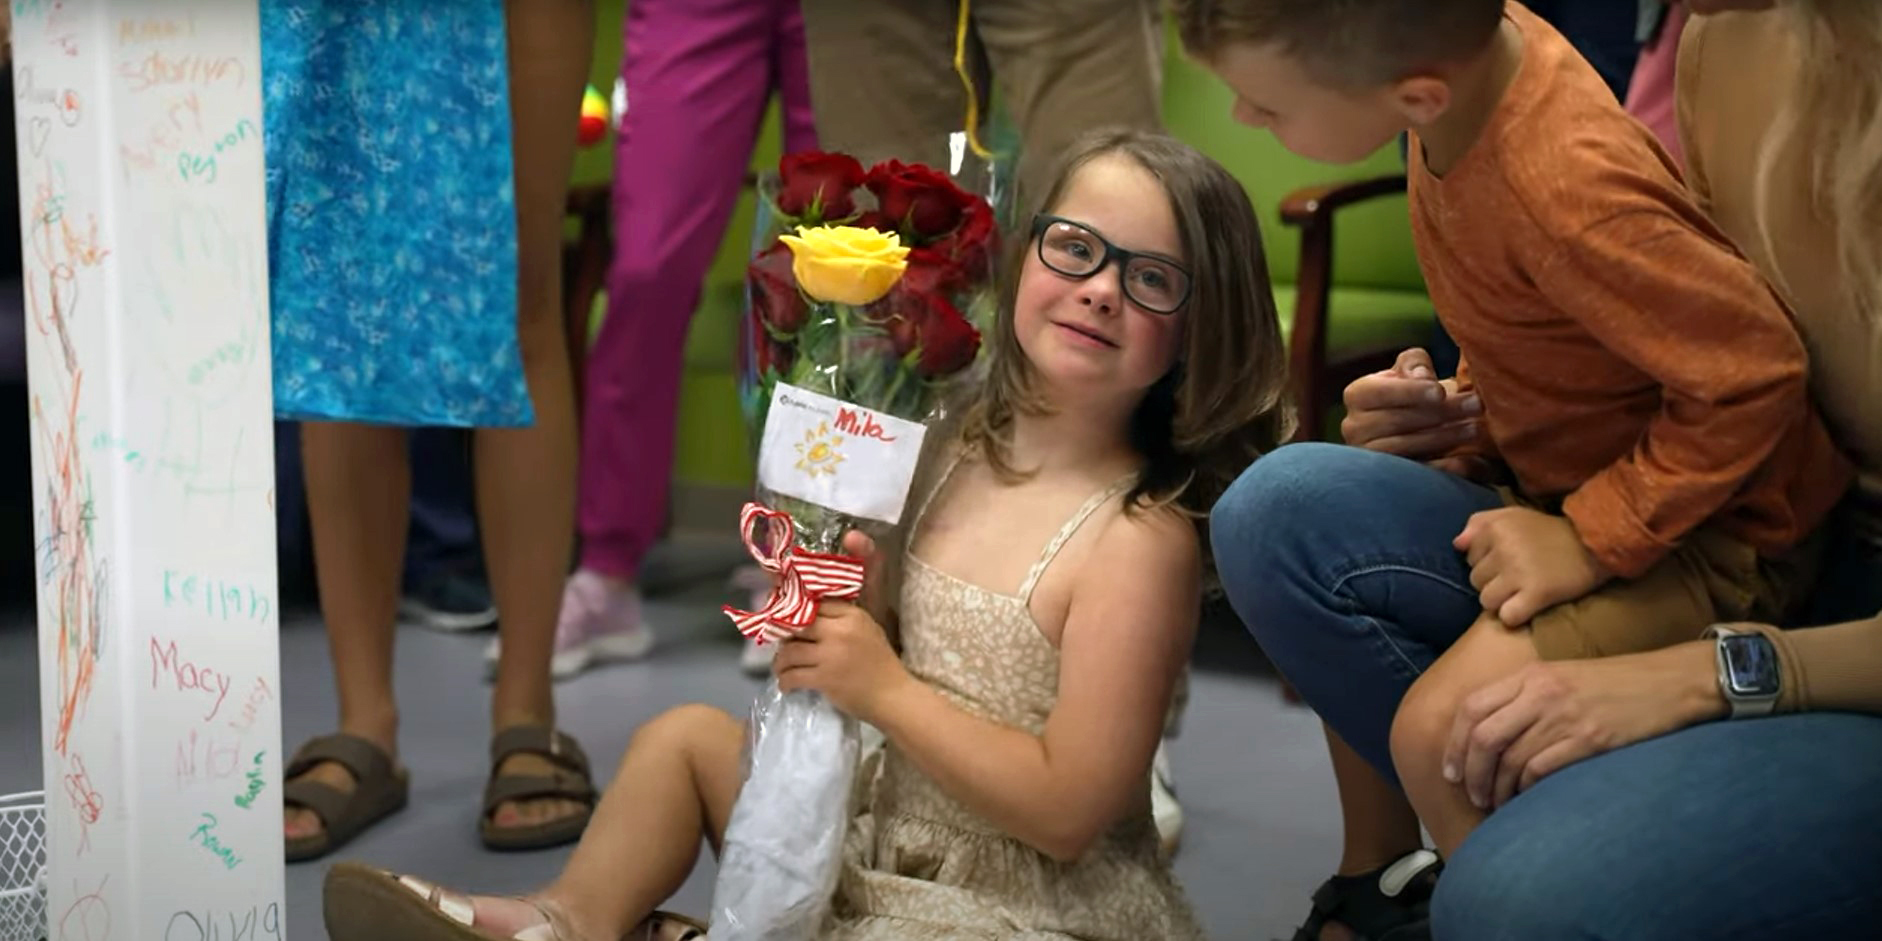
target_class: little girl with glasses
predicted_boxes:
[321,127,1292,941]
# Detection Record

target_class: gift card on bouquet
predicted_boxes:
[757,383,928,525]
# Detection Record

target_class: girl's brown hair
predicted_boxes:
[958,128,1293,552]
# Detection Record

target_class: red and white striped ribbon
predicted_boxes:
[722,502,867,645]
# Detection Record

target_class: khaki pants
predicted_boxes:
[799,0,1163,209]
[1497,489,1825,661]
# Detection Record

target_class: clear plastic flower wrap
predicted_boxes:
[711,146,1004,940]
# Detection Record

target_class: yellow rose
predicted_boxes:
[778,225,910,306]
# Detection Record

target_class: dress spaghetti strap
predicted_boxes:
[907,448,969,544]
[1016,473,1139,602]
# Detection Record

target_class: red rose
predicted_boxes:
[754,333,795,377]
[882,290,981,378]
[851,210,896,235]
[927,197,998,281]
[900,248,968,297]
[748,242,807,334]
[913,299,981,377]
[777,151,866,222]
[867,160,971,241]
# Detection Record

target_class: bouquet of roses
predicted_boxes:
[710,152,997,940]
[743,151,1001,437]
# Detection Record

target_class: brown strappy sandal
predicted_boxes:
[480,725,599,851]
[322,862,709,940]
[284,733,410,863]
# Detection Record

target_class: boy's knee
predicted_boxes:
[1389,671,1459,786]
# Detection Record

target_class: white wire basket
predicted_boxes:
[0,792,46,941]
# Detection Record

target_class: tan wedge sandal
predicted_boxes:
[322,862,708,941]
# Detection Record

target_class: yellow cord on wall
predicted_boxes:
[953,0,994,159]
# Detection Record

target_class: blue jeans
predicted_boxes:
[1210,443,1503,781]
[1215,444,1882,938]
[1432,713,1882,940]
[1432,504,1882,940]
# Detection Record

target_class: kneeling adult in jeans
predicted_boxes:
[1213,2,1882,937]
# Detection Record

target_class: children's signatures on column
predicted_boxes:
[164,902,281,941]
[186,813,242,871]
[17,6,281,930]
[232,752,265,810]
[225,677,272,735]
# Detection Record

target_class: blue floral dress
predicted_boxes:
[261,2,532,427]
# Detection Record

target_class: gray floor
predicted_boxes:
[0,574,1342,939]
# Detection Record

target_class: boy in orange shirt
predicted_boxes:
[1183,1,1852,937]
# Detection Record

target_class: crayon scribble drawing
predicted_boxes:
[58,876,112,941]
[62,754,103,855]
[25,157,111,756]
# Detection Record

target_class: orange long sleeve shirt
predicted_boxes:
[1409,3,1851,579]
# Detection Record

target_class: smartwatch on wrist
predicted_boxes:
[1705,626,1781,719]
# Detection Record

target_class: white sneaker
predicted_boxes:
[1152,741,1183,858]
[484,571,655,681]
[740,635,777,677]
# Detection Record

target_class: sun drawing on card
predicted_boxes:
[796,422,846,478]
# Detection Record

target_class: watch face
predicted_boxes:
[1721,634,1781,697]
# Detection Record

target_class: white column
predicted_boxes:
[12,1,284,937]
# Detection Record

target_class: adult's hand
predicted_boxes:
[1340,348,1482,466]
[1442,644,1728,810]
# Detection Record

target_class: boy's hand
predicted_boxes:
[1455,507,1611,626]
[1342,348,1483,470]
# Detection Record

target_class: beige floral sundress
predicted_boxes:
[820,456,1206,941]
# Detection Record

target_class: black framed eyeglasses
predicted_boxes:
[1031,214,1192,314]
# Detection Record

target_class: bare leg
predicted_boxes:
[286,422,411,841]
[1328,726,1424,875]
[1297,726,1430,941]
[476,0,594,830]
[1391,614,1539,857]
[466,706,746,939]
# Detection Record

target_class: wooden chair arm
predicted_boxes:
[1279,174,1409,227]
[1280,174,1409,441]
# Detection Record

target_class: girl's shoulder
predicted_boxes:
[1076,496,1200,592]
